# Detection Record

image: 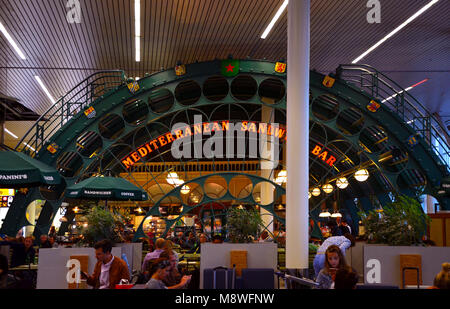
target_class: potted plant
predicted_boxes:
[225,207,263,243]
[80,206,125,246]
[358,194,430,246]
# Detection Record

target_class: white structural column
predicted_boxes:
[286,0,310,269]
[260,105,275,234]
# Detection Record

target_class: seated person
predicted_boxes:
[142,238,166,274]
[334,267,359,289]
[172,232,186,247]
[184,232,197,250]
[0,236,35,267]
[211,234,223,244]
[189,233,208,254]
[159,250,182,287]
[146,258,191,289]
[315,245,348,289]
[39,235,52,249]
[163,240,179,266]
[81,239,130,289]
[431,263,450,289]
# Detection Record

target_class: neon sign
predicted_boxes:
[311,145,336,167]
[121,121,287,169]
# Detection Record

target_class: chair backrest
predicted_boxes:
[203,268,234,289]
[241,268,274,289]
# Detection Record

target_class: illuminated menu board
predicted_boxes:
[0,189,15,207]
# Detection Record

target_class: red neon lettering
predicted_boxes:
[150,140,159,150]
[211,122,222,132]
[138,147,148,157]
[248,122,257,133]
[158,136,167,146]
[258,123,267,134]
[122,157,134,169]
[175,130,184,139]
[312,145,322,155]
[326,156,336,167]
[184,126,193,136]
[222,121,229,131]
[203,123,211,133]
[194,124,202,135]
[145,143,153,153]
[166,133,175,144]
[275,128,286,139]
[131,152,140,163]
[318,151,328,161]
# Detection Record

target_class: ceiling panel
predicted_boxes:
[0,0,448,140]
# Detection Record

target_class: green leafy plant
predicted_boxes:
[80,206,124,246]
[226,207,263,243]
[358,195,430,246]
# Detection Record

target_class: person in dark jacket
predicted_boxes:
[0,254,8,289]
[0,236,36,267]
[39,235,52,249]
[339,218,352,235]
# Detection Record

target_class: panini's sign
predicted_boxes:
[121,121,287,169]
[0,174,28,181]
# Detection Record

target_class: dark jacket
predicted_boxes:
[0,241,35,267]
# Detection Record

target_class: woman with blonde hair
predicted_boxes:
[164,239,179,267]
[432,263,450,289]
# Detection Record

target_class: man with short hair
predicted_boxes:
[81,239,130,289]
[39,235,52,249]
[142,238,166,272]
[339,218,352,235]
[0,236,35,267]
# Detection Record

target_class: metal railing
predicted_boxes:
[337,64,450,174]
[15,70,126,156]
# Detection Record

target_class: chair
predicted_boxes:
[241,268,274,289]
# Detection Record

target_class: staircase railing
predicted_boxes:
[15,70,126,157]
[336,64,450,174]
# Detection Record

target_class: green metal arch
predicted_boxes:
[1,59,448,239]
[133,172,286,241]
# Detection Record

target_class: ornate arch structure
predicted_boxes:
[1,60,448,240]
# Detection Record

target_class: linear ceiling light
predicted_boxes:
[352,0,440,63]
[0,21,26,60]
[135,0,141,62]
[5,128,18,139]
[261,0,288,39]
[34,76,56,103]
[382,78,428,103]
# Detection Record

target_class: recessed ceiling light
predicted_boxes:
[34,76,56,103]
[352,0,440,63]
[0,21,26,60]
[261,0,288,39]
[4,128,18,139]
[135,0,141,62]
